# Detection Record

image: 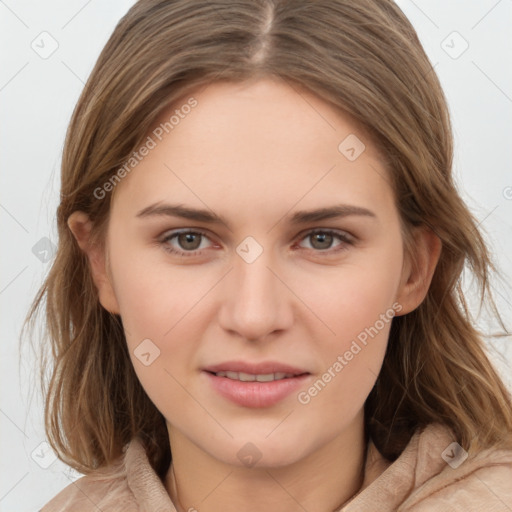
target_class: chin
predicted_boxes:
[210,435,314,470]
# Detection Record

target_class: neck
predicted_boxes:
[165,413,367,512]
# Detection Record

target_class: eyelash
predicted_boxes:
[159,228,354,258]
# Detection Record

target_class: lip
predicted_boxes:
[202,360,311,408]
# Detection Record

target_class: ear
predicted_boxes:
[395,225,442,315]
[67,211,120,315]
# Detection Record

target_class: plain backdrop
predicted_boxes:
[1,1,511,510]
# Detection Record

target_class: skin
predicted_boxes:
[69,77,441,512]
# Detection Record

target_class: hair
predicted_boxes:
[23,0,512,479]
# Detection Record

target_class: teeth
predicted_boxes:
[239,372,256,382]
[214,371,296,381]
[256,373,274,382]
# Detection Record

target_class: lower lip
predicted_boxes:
[204,371,310,408]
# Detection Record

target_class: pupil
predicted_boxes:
[313,233,332,249]
[179,233,201,250]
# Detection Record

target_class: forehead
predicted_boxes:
[110,77,395,226]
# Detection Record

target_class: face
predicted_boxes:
[85,77,417,468]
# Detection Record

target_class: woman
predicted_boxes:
[26,0,512,510]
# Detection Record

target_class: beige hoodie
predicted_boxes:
[41,423,512,511]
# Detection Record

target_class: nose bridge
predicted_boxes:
[218,244,293,341]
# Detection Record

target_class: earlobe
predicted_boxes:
[395,226,442,316]
[67,211,120,315]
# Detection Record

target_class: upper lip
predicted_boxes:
[203,360,310,375]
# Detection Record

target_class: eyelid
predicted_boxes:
[294,227,354,242]
[160,227,213,241]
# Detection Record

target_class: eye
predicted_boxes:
[159,228,354,259]
[160,229,214,257]
[296,229,353,253]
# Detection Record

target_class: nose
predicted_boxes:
[218,248,294,342]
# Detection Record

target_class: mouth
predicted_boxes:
[202,361,311,408]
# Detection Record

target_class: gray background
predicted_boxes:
[1,1,511,510]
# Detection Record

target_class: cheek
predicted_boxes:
[110,258,212,417]
[291,245,402,406]
[109,246,213,342]
[294,250,402,348]
[294,266,399,419]
[106,248,205,403]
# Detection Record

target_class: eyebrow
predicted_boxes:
[136,202,376,228]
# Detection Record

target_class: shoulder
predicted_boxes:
[400,423,512,511]
[40,460,137,512]
[40,442,138,512]
[41,437,175,512]
[404,463,512,511]
[342,423,512,512]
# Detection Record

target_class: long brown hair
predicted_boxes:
[23,0,512,479]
